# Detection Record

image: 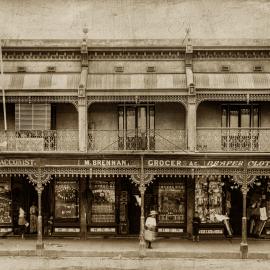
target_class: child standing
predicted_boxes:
[192,211,201,242]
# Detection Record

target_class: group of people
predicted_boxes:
[18,203,38,239]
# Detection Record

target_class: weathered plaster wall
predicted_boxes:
[261,103,270,127]
[88,104,118,130]
[155,103,185,130]
[56,103,78,129]
[0,0,270,42]
[197,102,221,127]
[193,60,270,73]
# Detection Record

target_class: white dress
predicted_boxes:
[144,216,157,241]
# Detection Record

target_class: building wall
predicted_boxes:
[196,102,221,127]
[88,103,118,130]
[89,61,185,74]
[4,61,81,73]
[56,104,78,129]
[261,103,270,127]
[193,60,270,73]
[155,103,185,130]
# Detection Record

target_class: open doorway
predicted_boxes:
[229,188,243,236]
[11,177,37,235]
[118,179,157,235]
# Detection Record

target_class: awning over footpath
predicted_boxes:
[3,73,270,91]
[195,73,270,89]
[2,73,187,91]
[2,74,80,90]
[86,74,187,90]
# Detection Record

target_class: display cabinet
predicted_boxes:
[158,180,186,225]
[195,179,223,223]
[54,180,79,219]
[89,180,115,224]
[0,180,12,224]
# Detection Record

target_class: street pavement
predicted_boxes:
[0,237,270,269]
[0,237,269,259]
[0,256,270,270]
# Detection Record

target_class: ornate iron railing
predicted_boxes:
[0,130,79,152]
[197,128,270,152]
[88,129,186,152]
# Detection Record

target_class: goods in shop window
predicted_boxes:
[90,180,115,224]
[195,179,223,223]
[0,182,12,224]
[158,181,185,224]
[55,181,79,219]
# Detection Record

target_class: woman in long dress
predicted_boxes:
[18,207,26,239]
[144,210,157,249]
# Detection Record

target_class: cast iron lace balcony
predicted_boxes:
[88,129,186,152]
[197,128,270,152]
[0,130,79,152]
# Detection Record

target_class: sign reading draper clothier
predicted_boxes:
[146,159,270,168]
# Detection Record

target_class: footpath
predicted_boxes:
[0,237,270,260]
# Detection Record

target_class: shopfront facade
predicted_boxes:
[0,155,270,240]
[0,38,270,243]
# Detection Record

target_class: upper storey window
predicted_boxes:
[118,105,155,150]
[221,104,260,151]
[221,104,259,128]
[15,104,51,130]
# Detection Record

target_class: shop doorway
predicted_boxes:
[118,180,157,235]
[11,177,37,235]
[229,188,243,236]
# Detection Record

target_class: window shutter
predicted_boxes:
[15,104,51,130]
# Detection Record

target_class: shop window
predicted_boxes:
[0,179,12,224]
[195,178,223,223]
[221,104,260,151]
[90,180,115,224]
[54,180,79,219]
[118,105,155,150]
[158,180,186,224]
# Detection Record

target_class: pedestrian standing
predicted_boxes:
[30,202,38,233]
[192,211,201,242]
[18,207,27,239]
[144,210,158,249]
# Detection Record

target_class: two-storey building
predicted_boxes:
[0,38,270,240]
[0,0,270,243]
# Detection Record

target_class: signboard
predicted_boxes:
[0,159,35,166]
[0,157,270,169]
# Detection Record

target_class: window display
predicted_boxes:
[55,180,79,219]
[90,180,115,223]
[195,177,223,223]
[158,180,185,224]
[0,180,12,224]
